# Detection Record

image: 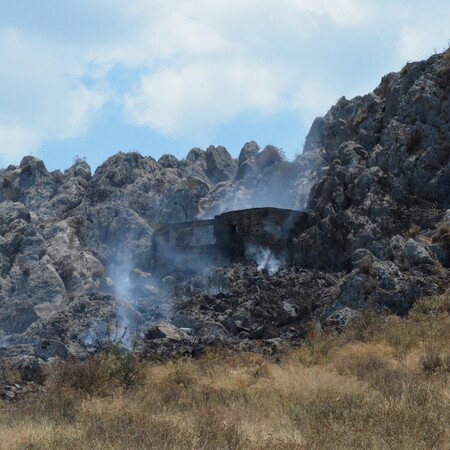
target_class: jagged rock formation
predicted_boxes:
[290,51,450,312]
[0,49,449,378]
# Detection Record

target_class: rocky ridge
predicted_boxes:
[1,49,449,387]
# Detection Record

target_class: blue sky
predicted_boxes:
[0,0,449,171]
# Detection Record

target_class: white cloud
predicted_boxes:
[396,25,433,63]
[54,85,107,140]
[396,12,450,63]
[0,125,41,162]
[124,61,287,136]
[285,0,373,25]
[120,0,373,138]
[0,29,108,163]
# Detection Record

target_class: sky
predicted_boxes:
[0,1,449,172]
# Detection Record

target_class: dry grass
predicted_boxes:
[2,292,450,449]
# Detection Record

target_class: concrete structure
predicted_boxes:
[151,207,309,275]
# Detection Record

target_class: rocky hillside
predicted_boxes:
[0,50,449,380]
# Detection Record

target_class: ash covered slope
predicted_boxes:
[0,49,449,367]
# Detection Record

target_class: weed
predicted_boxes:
[420,346,450,374]
[108,348,144,390]
[403,223,421,239]
[410,293,450,318]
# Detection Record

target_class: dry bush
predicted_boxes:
[443,47,450,63]
[3,188,20,202]
[356,255,373,274]
[405,127,422,154]
[362,275,378,294]
[2,176,12,188]
[334,342,395,378]
[48,357,112,396]
[403,223,421,239]
[19,263,31,277]
[410,293,450,318]
[420,346,450,374]
[291,387,377,449]
[291,332,340,366]
[91,266,105,278]
[57,261,76,288]
[432,224,450,251]
[333,342,415,398]
[344,306,387,342]
[380,317,428,355]
[255,145,285,170]
[52,170,64,184]
[195,406,249,449]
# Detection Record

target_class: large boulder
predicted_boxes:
[145,323,188,341]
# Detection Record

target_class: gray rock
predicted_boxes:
[238,141,260,165]
[0,306,39,334]
[0,201,30,228]
[129,268,152,285]
[193,321,229,337]
[164,176,210,222]
[0,48,449,363]
[404,239,435,267]
[35,339,69,360]
[186,148,206,164]
[205,146,237,182]
[277,301,299,325]
[13,357,45,383]
[324,307,359,330]
[144,323,187,342]
[158,154,179,168]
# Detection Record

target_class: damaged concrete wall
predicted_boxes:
[214,208,309,262]
[151,207,309,275]
[151,219,216,275]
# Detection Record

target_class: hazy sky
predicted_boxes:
[1,0,449,171]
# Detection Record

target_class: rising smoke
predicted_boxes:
[80,258,140,352]
[245,245,284,275]
[201,145,310,219]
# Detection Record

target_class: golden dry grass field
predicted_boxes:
[1,292,450,449]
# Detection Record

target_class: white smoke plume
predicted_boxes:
[101,258,138,350]
[245,245,284,275]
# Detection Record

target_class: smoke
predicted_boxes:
[81,319,133,352]
[107,257,135,304]
[151,221,218,278]
[199,144,317,219]
[103,258,138,350]
[102,251,176,350]
[245,244,284,275]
